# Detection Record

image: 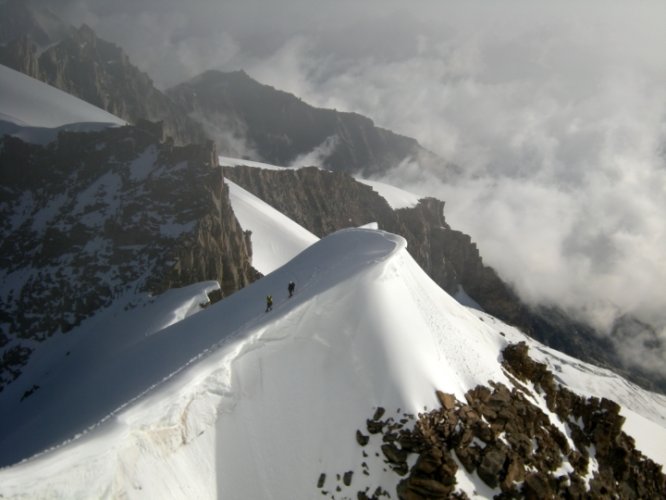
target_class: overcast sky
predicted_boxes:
[48,0,666,373]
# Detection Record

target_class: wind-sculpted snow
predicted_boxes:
[0,64,124,129]
[226,178,318,274]
[1,228,664,499]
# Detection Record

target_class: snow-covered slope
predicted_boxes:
[0,63,124,142]
[1,228,664,499]
[226,178,318,274]
[219,155,289,171]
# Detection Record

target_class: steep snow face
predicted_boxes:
[226,178,318,274]
[1,229,665,499]
[0,64,124,131]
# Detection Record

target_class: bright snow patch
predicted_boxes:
[226,178,318,275]
[219,156,292,171]
[0,64,124,138]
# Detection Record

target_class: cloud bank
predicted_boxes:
[46,0,666,373]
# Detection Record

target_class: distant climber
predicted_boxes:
[288,281,295,298]
[265,295,273,312]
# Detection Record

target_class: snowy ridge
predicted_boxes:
[1,228,665,499]
[226,178,318,274]
[219,155,292,171]
[0,64,124,130]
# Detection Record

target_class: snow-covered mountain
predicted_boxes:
[1,14,665,498]
[4,3,663,393]
[226,178,318,275]
[1,223,665,498]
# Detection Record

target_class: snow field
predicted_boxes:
[0,229,504,498]
[1,228,665,498]
[225,178,319,275]
[0,64,124,132]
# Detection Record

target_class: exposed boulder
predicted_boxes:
[357,342,665,499]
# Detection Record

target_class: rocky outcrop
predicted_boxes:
[170,70,445,176]
[354,343,665,499]
[0,121,257,390]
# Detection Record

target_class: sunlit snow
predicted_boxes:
[0,64,124,142]
[1,228,665,499]
[226,178,318,275]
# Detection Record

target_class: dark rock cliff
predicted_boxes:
[0,121,256,390]
[169,70,445,176]
[36,25,207,146]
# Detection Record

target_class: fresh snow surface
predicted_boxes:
[226,178,318,274]
[219,155,293,171]
[356,178,422,209]
[1,229,665,499]
[0,64,124,133]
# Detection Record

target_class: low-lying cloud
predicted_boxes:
[246,3,666,317]
[47,0,666,374]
